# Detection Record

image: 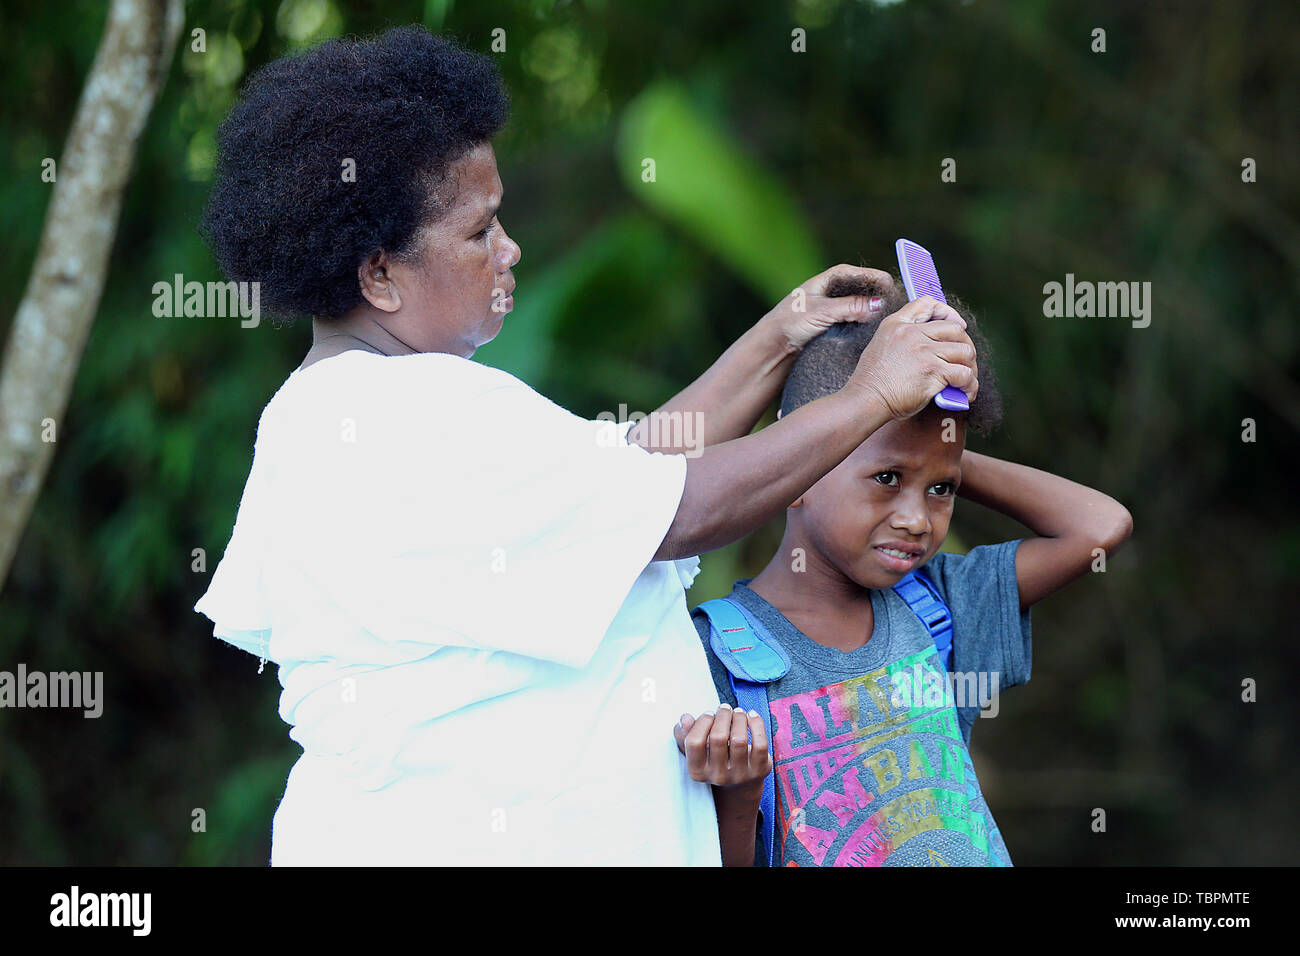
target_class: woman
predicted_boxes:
[195,25,979,865]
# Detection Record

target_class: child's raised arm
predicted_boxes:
[957,450,1133,610]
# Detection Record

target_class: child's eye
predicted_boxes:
[873,472,899,487]
[929,482,955,497]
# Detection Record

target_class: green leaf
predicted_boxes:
[616,81,822,302]
[423,0,455,29]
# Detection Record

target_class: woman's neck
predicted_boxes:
[308,310,422,357]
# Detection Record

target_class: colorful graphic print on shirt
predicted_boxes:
[770,648,1010,867]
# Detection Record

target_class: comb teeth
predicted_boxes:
[897,240,948,304]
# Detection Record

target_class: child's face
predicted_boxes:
[792,409,965,590]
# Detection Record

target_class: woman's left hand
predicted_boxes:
[761,263,897,352]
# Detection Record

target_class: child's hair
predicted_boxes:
[780,272,1004,435]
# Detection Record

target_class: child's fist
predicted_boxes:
[673,704,771,793]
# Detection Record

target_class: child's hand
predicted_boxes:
[673,704,771,795]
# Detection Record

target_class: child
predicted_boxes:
[674,273,1132,866]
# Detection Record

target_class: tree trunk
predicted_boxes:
[0,0,184,589]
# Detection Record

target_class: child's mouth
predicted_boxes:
[873,544,922,572]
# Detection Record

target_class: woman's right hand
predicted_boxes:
[845,295,979,420]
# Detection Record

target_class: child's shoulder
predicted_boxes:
[689,578,772,651]
[918,539,1023,596]
[913,539,1033,689]
[689,602,711,642]
[688,581,746,639]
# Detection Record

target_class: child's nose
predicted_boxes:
[891,502,930,535]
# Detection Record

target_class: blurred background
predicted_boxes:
[1,0,1296,865]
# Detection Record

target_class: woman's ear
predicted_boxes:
[358,249,402,313]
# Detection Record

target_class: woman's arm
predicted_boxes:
[956,450,1133,610]
[627,316,800,454]
[653,296,979,561]
[628,265,890,454]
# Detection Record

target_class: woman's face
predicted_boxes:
[381,141,521,357]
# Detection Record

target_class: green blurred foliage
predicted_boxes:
[0,0,1296,865]
[616,81,823,300]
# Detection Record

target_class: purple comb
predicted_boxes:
[895,238,969,412]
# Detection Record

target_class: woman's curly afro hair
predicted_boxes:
[202,26,509,321]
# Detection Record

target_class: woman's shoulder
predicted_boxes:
[286,349,522,388]
[268,350,537,417]
[257,350,579,460]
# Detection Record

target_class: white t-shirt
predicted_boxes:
[194,350,723,865]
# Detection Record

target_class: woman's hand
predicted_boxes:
[760,264,896,353]
[673,704,770,794]
[845,295,979,420]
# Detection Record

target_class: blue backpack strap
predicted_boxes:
[696,598,790,867]
[698,597,791,682]
[728,676,776,867]
[891,567,954,671]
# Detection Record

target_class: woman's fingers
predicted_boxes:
[810,293,886,324]
[930,338,978,370]
[941,361,980,403]
[894,296,966,329]
[921,325,979,399]
[805,263,895,298]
